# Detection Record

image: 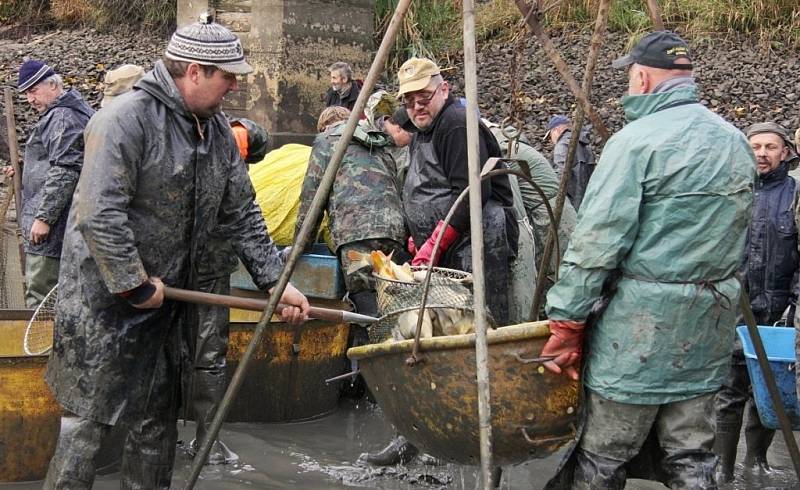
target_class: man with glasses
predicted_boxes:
[398,57,517,326]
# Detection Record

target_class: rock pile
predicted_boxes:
[1,26,798,161]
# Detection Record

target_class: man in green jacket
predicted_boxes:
[542,31,755,489]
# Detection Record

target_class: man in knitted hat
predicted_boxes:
[542,31,755,489]
[43,15,309,488]
[714,121,799,482]
[545,114,596,211]
[2,59,93,307]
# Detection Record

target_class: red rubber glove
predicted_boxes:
[540,320,585,381]
[411,221,460,266]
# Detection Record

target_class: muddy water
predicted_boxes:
[2,399,798,489]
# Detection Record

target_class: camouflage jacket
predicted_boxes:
[21,89,93,257]
[46,61,284,425]
[296,122,407,252]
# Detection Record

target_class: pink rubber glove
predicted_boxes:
[541,320,585,381]
[411,221,460,266]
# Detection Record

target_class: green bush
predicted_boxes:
[0,0,51,26]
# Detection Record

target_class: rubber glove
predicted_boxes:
[411,221,460,266]
[407,236,417,256]
[540,319,585,381]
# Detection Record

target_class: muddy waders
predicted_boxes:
[188,276,239,465]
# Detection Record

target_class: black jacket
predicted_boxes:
[324,81,361,111]
[743,162,799,323]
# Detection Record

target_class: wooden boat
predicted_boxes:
[347,320,579,466]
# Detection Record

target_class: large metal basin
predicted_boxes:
[347,321,579,466]
[224,295,351,423]
[0,311,60,482]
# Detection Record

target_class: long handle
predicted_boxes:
[163,286,378,324]
[3,88,23,213]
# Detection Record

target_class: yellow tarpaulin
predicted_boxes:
[249,144,332,248]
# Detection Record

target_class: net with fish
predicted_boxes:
[370,266,482,343]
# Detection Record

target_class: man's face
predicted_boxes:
[25,81,61,113]
[384,119,413,147]
[750,132,788,175]
[330,70,347,92]
[549,124,568,145]
[404,79,448,131]
[186,65,238,118]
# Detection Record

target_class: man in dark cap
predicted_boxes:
[714,122,799,482]
[43,15,309,488]
[542,31,755,489]
[2,60,93,307]
[545,114,595,210]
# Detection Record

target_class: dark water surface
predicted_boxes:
[2,399,798,489]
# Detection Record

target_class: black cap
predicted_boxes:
[612,31,693,70]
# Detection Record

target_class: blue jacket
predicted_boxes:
[743,162,799,323]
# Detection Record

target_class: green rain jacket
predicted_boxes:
[546,86,755,404]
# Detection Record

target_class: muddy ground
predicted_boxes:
[1,399,797,489]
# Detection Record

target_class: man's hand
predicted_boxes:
[270,282,310,325]
[2,166,15,178]
[540,319,585,381]
[29,218,51,245]
[132,277,165,309]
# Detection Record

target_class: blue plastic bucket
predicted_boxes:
[736,325,800,430]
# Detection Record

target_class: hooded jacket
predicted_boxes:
[546,86,755,404]
[21,88,94,257]
[46,61,284,424]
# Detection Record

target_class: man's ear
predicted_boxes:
[186,63,201,84]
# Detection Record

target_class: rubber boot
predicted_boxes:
[490,466,503,488]
[743,415,775,474]
[359,435,419,466]
[572,447,627,490]
[191,369,239,465]
[713,429,740,484]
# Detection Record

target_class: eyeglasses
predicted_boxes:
[401,83,442,109]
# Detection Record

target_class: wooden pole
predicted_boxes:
[531,0,611,319]
[513,0,610,141]
[183,0,413,486]
[4,88,25,273]
[645,0,665,30]
[463,0,494,486]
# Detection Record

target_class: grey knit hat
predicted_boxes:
[165,12,252,75]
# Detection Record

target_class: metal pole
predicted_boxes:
[182,0,413,485]
[738,288,800,479]
[513,0,610,142]
[463,0,493,487]
[530,0,611,319]
[645,0,665,30]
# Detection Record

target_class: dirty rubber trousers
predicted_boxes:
[24,253,59,308]
[192,275,232,450]
[44,345,181,489]
[572,390,717,490]
[714,340,775,468]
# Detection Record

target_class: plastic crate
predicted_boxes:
[736,325,800,430]
[230,244,345,300]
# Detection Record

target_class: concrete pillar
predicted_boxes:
[177,0,375,146]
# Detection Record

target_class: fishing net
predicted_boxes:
[24,284,57,355]
[0,181,25,309]
[369,266,479,343]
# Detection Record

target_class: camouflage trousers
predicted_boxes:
[571,390,717,490]
[337,238,410,317]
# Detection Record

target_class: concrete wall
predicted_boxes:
[178,0,375,146]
